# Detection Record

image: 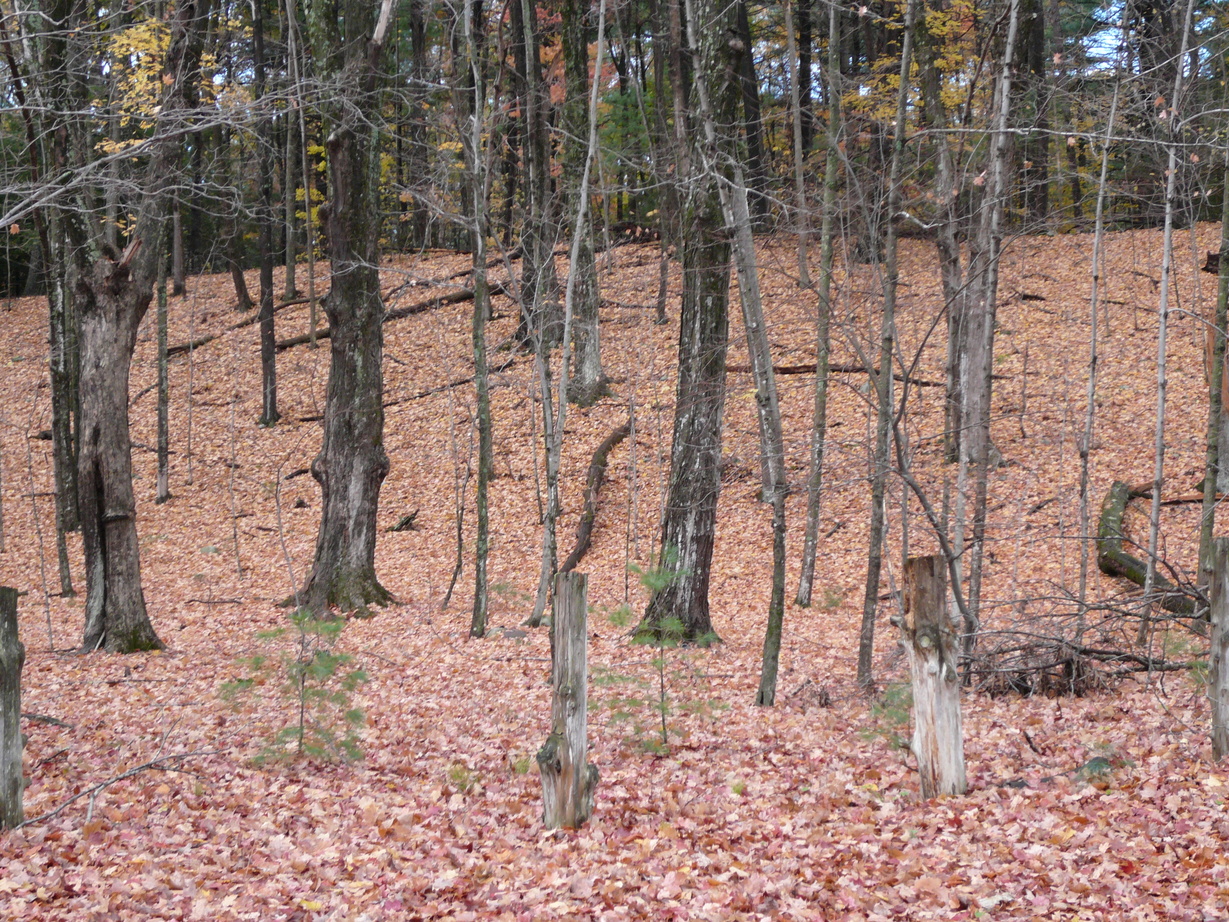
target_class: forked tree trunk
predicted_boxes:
[73,0,208,652]
[899,556,966,797]
[78,248,164,653]
[299,0,396,615]
[0,587,23,829]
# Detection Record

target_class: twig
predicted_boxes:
[17,751,217,828]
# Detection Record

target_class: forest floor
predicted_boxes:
[1,226,1227,920]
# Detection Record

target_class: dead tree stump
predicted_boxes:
[900,556,966,797]
[537,572,598,828]
[1210,539,1229,761]
[0,587,24,828]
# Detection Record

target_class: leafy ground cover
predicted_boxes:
[1,228,1227,920]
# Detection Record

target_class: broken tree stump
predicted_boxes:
[537,572,598,829]
[899,556,966,798]
[1211,539,1229,761]
[0,587,24,828]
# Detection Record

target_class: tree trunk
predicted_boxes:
[537,572,598,828]
[1211,539,1229,761]
[963,0,1021,657]
[916,15,967,464]
[156,255,171,504]
[78,249,163,653]
[639,0,738,644]
[253,0,278,426]
[796,0,813,155]
[562,0,605,406]
[1204,163,1229,577]
[298,0,396,615]
[1078,44,1125,634]
[171,202,186,296]
[457,0,492,638]
[0,587,22,829]
[1141,0,1196,644]
[74,0,208,653]
[796,0,839,607]
[514,0,562,346]
[683,0,786,699]
[857,0,915,691]
[734,0,769,224]
[899,556,966,797]
[282,114,299,301]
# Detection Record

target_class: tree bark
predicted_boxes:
[298,0,396,615]
[0,588,21,829]
[898,556,966,797]
[963,0,1021,659]
[537,572,598,828]
[1203,163,1229,577]
[857,0,915,691]
[639,0,738,644]
[796,0,840,608]
[253,0,278,426]
[514,0,562,346]
[1211,539,1229,761]
[456,0,493,638]
[156,256,171,504]
[561,422,630,574]
[74,0,209,653]
[562,0,606,406]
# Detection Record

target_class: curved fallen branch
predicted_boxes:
[1096,480,1197,615]
[559,421,631,574]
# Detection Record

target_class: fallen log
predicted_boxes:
[276,281,510,351]
[725,362,945,388]
[559,421,631,574]
[297,356,518,422]
[1096,480,1198,615]
[167,297,305,357]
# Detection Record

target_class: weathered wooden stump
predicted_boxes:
[537,572,598,828]
[899,556,966,797]
[1209,539,1229,761]
[0,587,24,828]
